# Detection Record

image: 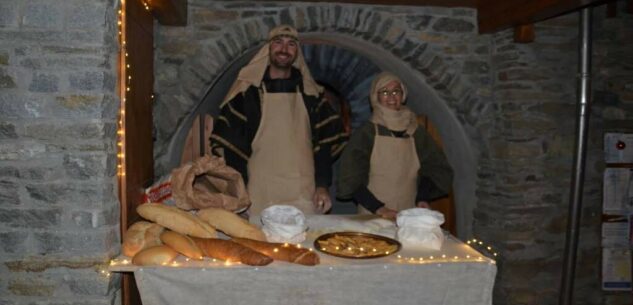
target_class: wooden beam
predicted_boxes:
[478,0,608,34]
[274,0,476,7]
[514,24,535,43]
[150,0,187,26]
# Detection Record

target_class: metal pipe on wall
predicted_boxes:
[559,7,593,305]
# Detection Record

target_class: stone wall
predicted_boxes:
[0,0,121,304]
[0,0,629,304]
[153,1,633,305]
[478,3,633,305]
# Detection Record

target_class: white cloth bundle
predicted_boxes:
[396,208,445,250]
[260,205,307,243]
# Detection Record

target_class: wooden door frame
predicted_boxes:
[118,1,187,305]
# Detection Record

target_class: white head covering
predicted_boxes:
[369,72,418,134]
[221,25,322,107]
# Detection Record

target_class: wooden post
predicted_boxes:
[514,24,535,43]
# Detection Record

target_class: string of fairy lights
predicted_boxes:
[116,0,153,179]
[103,0,498,280]
[116,0,127,179]
[100,238,497,277]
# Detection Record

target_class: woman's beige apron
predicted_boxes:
[358,124,420,214]
[247,87,316,215]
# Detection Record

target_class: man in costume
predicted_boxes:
[211,25,347,215]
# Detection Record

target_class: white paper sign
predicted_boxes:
[604,133,633,163]
[602,221,629,248]
[603,168,632,215]
[602,248,632,291]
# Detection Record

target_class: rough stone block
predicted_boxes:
[26,182,116,205]
[29,73,59,93]
[0,208,61,229]
[23,122,111,141]
[22,0,64,29]
[0,0,20,27]
[67,207,120,230]
[0,122,18,139]
[431,17,475,33]
[489,138,544,158]
[65,274,115,296]
[335,6,357,32]
[0,92,42,119]
[69,71,104,91]
[192,10,239,24]
[53,94,103,118]
[406,15,432,31]
[452,8,476,17]
[8,277,57,297]
[0,68,17,89]
[463,60,490,74]
[0,142,47,161]
[0,180,20,205]
[279,8,294,25]
[0,231,28,254]
[63,153,113,179]
[66,30,106,45]
[66,2,106,30]
[0,166,19,178]
[0,49,8,65]
[33,227,118,254]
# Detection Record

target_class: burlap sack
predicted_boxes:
[170,155,250,212]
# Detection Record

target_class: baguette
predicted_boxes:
[197,207,266,241]
[160,230,204,260]
[122,221,165,257]
[132,245,179,266]
[232,237,320,266]
[192,237,273,266]
[137,203,216,238]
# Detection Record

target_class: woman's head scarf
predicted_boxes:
[222,25,322,107]
[369,72,417,134]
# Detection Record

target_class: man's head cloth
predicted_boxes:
[268,25,299,42]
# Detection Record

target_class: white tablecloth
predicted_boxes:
[110,215,496,305]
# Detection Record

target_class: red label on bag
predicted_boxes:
[143,182,172,203]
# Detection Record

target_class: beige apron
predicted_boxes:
[359,124,420,214]
[247,87,316,215]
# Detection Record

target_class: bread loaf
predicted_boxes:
[232,237,320,266]
[137,203,216,238]
[122,221,165,257]
[192,237,273,266]
[197,207,266,241]
[132,245,179,266]
[160,230,204,260]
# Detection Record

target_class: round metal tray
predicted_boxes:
[314,231,401,259]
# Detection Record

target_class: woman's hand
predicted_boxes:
[376,206,398,221]
[313,187,332,213]
[416,201,430,209]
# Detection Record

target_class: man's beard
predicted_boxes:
[270,52,296,69]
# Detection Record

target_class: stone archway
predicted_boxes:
[154,16,486,238]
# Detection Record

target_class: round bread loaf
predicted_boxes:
[122,221,165,257]
[132,245,179,266]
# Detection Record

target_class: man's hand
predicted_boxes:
[416,201,430,209]
[313,187,332,214]
[376,206,398,221]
